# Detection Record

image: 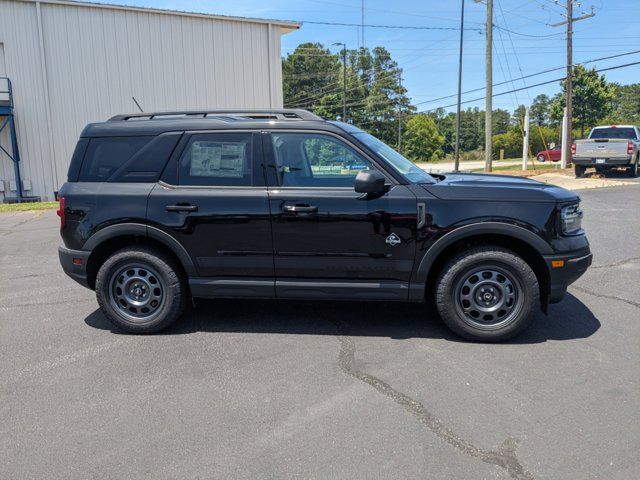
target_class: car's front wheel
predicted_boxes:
[95,247,186,333]
[434,246,539,342]
[537,154,546,163]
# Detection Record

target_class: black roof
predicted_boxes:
[81,109,346,137]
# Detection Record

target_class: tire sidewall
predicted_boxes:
[450,260,527,332]
[435,248,538,342]
[96,248,184,333]
[537,155,546,163]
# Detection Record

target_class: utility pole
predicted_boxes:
[475,0,493,172]
[333,43,347,122]
[566,0,573,170]
[397,73,402,152]
[453,0,465,172]
[361,0,365,48]
[549,2,594,171]
[521,107,529,171]
[560,106,568,168]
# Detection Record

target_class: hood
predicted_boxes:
[424,172,579,203]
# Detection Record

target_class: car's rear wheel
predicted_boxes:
[537,154,546,163]
[628,158,639,178]
[434,246,539,342]
[574,165,586,178]
[95,247,186,333]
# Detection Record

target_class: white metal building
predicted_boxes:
[0,0,299,201]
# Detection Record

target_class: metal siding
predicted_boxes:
[0,1,53,201]
[0,0,286,200]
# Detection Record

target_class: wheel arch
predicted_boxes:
[414,223,552,310]
[83,223,196,289]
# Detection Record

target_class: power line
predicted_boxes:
[413,48,640,107]
[303,0,469,23]
[493,24,563,38]
[496,0,532,99]
[419,59,640,113]
[299,20,483,31]
[285,63,396,105]
[494,13,522,107]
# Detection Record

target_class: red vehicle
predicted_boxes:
[536,145,562,162]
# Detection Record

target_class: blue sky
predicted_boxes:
[97,0,635,113]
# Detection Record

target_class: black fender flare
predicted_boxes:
[412,222,553,287]
[82,222,197,276]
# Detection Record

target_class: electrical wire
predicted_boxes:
[419,59,640,113]
[413,49,640,107]
[299,20,483,32]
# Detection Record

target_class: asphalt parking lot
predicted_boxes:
[1,182,639,480]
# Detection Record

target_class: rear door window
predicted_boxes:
[177,132,253,186]
[79,137,150,182]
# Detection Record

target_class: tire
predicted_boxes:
[95,246,186,333]
[537,154,546,163]
[434,246,539,342]
[574,165,586,178]
[628,159,639,178]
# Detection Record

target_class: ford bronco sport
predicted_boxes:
[58,109,592,341]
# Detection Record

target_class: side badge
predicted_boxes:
[385,233,401,246]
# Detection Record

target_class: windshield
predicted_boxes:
[352,132,436,184]
[590,127,636,140]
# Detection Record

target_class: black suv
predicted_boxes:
[58,109,592,341]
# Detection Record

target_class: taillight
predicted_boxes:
[571,143,576,155]
[56,196,65,229]
[627,141,634,155]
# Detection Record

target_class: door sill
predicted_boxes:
[189,277,412,301]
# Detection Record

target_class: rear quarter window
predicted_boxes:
[67,138,89,182]
[78,137,150,182]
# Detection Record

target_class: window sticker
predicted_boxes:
[189,141,246,178]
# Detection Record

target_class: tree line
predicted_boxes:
[283,43,637,162]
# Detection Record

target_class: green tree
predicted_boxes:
[402,114,445,162]
[429,108,456,154]
[606,83,640,125]
[282,43,341,113]
[550,65,616,137]
[492,109,511,135]
[530,94,551,126]
[512,105,527,128]
[282,43,413,146]
[493,130,521,159]
[358,47,414,146]
[459,107,484,151]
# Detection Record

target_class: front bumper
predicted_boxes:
[58,245,91,289]
[573,156,631,167]
[543,246,593,304]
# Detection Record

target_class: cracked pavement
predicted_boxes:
[1,184,639,479]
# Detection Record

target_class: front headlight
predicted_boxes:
[559,203,583,236]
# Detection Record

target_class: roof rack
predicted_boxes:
[108,109,322,122]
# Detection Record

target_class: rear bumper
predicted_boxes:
[544,246,593,303]
[58,245,91,289]
[573,156,632,167]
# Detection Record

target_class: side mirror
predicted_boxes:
[354,170,388,194]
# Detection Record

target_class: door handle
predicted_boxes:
[166,204,198,212]
[283,204,318,213]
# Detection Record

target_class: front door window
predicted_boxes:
[271,132,375,187]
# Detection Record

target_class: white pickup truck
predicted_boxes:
[572,125,640,178]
